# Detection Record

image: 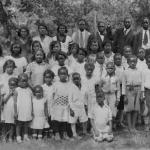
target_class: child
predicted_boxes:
[42,69,55,137]
[142,56,150,131]
[51,51,72,81]
[67,43,79,67]
[114,53,125,128]
[99,62,120,128]
[0,59,17,89]
[71,48,87,79]
[103,41,114,65]
[6,43,28,75]
[51,67,74,141]
[47,41,61,68]
[122,55,144,132]
[1,77,18,142]
[89,86,113,142]
[122,45,132,69]
[30,85,48,140]
[14,73,33,143]
[26,49,50,87]
[69,73,88,139]
[136,48,147,71]
[87,39,100,63]
[94,52,107,80]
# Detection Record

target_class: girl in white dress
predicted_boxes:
[14,73,33,143]
[26,49,50,87]
[42,69,55,137]
[5,43,28,76]
[51,67,74,141]
[30,85,48,140]
[1,77,18,142]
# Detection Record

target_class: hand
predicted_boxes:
[115,100,119,107]
[124,96,128,105]
[14,113,18,120]
[70,108,75,117]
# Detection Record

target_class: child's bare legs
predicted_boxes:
[71,123,77,137]
[52,120,61,141]
[32,129,38,139]
[126,112,132,131]
[37,129,43,140]
[131,111,138,131]
[82,122,87,135]
[2,123,7,142]
[16,124,22,143]
[8,125,14,141]
[23,122,30,141]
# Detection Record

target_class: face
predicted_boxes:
[58,69,68,82]
[58,55,65,66]
[97,22,105,33]
[35,50,44,63]
[20,28,28,38]
[71,45,78,55]
[138,49,145,60]
[106,64,115,75]
[96,53,105,64]
[38,25,47,36]
[6,63,14,75]
[12,44,21,55]
[146,58,150,68]
[114,55,122,66]
[77,50,85,62]
[96,92,105,106]
[9,80,17,90]
[104,43,112,53]
[33,42,41,52]
[78,20,86,31]
[44,73,53,85]
[19,75,28,88]
[53,43,61,53]
[85,65,94,77]
[34,87,43,98]
[58,26,66,35]
[124,18,131,29]
[72,74,81,86]
[128,57,137,69]
[143,18,149,30]
[123,47,132,58]
[90,41,99,52]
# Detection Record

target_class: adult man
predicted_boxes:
[113,17,135,55]
[72,19,91,49]
[134,17,150,55]
[33,23,52,56]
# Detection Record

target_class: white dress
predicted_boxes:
[31,97,48,129]
[16,87,33,121]
[1,87,15,124]
[42,84,54,116]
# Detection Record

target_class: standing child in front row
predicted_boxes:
[30,85,48,140]
[14,73,33,143]
[42,69,55,137]
[122,55,144,133]
[89,85,113,142]
[51,67,74,141]
[1,77,18,142]
[142,56,150,131]
[69,73,88,139]
[99,62,120,129]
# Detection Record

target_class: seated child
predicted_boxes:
[89,86,113,142]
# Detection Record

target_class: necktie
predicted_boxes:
[143,30,148,45]
[80,31,84,48]
[124,29,127,35]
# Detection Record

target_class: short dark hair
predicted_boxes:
[10,42,22,55]
[55,51,67,61]
[38,22,48,31]
[3,59,16,73]
[32,49,46,61]
[43,69,55,80]
[78,48,88,57]
[18,26,29,37]
[58,66,68,76]
[102,40,112,48]
[57,24,68,33]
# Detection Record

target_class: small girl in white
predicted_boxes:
[1,77,18,142]
[30,85,48,140]
[14,73,33,143]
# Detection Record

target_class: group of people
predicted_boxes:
[0,16,150,144]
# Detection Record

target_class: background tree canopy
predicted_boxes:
[1,0,150,37]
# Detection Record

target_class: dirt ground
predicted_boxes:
[0,130,150,150]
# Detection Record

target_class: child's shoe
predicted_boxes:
[24,134,30,141]
[16,136,22,143]
[54,133,61,141]
[62,132,70,140]
[8,138,13,143]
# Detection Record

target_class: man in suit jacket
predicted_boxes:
[113,17,135,55]
[88,21,113,52]
[134,17,150,55]
[72,19,91,49]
